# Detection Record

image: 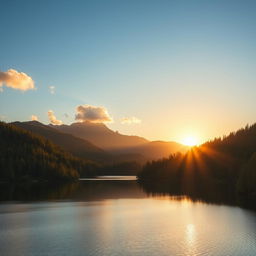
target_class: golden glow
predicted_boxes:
[181,136,199,146]
[186,223,196,244]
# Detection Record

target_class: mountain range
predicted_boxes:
[12,121,109,162]
[11,121,187,163]
[51,121,148,149]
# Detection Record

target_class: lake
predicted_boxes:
[0,177,256,256]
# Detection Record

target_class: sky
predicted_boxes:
[1,0,256,144]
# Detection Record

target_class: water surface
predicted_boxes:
[0,177,255,256]
[80,175,137,181]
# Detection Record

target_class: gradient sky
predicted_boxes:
[1,0,256,143]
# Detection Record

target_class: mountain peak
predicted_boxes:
[71,121,107,128]
[53,122,148,149]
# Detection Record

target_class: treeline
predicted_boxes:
[138,123,256,200]
[0,122,97,182]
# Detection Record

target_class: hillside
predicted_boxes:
[11,121,187,166]
[12,121,109,162]
[52,121,148,150]
[138,123,256,199]
[0,122,96,181]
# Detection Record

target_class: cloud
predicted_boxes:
[48,110,63,125]
[31,115,38,121]
[75,105,113,123]
[121,116,141,124]
[0,69,35,91]
[49,86,55,94]
[0,115,6,121]
[64,113,69,118]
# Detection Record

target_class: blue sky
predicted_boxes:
[1,0,256,143]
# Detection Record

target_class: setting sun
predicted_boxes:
[181,136,199,146]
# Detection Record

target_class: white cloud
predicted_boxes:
[48,110,63,125]
[49,86,55,94]
[31,115,38,121]
[0,69,35,91]
[75,105,113,123]
[121,116,141,124]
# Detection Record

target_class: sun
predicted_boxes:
[181,136,199,147]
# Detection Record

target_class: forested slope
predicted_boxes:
[138,123,256,199]
[0,122,96,181]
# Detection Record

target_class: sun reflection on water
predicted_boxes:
[186,223,195,244]
[185,223,197,256]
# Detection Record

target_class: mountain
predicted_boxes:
[51,121,148,150]
[12,121,108,162]
[12,121,145,164]
[11,121,185,163]
[111,141,188,160]
[51,122,186,160]
[0,122,90,181]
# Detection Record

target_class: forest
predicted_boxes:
[138,124,256,201]
[2,119,256,202]
[0,122,97,181]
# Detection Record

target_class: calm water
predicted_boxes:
[80,175,137,181]
[0,177,256,256]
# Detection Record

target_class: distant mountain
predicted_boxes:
[12,121,109,162]
[51,121,186,160]
[111,141,188,160]
[52,121,148,150]
[11,121,185,163]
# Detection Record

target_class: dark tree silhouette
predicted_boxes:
[138,123,256,200]
[0,122,97,181]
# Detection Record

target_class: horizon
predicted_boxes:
[1,0,256,145]
[4,118,254,146]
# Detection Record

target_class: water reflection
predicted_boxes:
[186,223,195,245]
[0,179,256,256]
[0,179,144,202]
[0,179,255,211]
[139,180,256,211]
